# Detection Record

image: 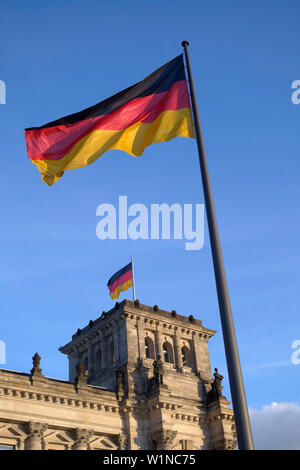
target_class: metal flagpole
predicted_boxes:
[182,40,254,450]
[131,256,136,301]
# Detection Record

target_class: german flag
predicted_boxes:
[25,55,194,186]
[107,262,133,300]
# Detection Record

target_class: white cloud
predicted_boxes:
[250,402,300,450]
[246,361,291,371]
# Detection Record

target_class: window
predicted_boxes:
[0,444,15,450]
[163,341,174,364]
[145,337,154,359]
[83,357,88,373]
[181,346,191,368]
[181,440,192,450]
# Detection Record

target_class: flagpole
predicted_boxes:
[131,256,136,301]
[182,41,254,450]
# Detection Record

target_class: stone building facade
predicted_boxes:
[0,300,236,450]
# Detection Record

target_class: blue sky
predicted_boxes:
[1,0,299,427]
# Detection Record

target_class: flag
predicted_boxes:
[107,262,133,300]
[25,54,194,186]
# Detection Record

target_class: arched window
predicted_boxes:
[163,341,174,364]
[181,346,191,368]
[145,337,155,359]
[95,349,102,373]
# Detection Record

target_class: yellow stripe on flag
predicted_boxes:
[31,108,194,186]
[109,279,133,300]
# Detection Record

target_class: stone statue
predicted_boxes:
[207,368,225,403]
[32,352,41,369]
[212,368,224,397]
[152,355,164,386]
[75,362,86,384]
[31,352,42,376]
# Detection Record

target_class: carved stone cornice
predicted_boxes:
[0,382,120,415]
[60,300,215,357]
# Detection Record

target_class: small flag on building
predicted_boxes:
[107,261,134,300]
[24,54,194,186]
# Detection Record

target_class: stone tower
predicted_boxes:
[59,299,236,450]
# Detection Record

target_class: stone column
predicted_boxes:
[117,433,127,450]
[137,319,145,361]
[95,332,103,372]
[95,346,102,375]
[113,329,119,364]
[116,323,121,362]
[25,422,47,450]
[72,429,93,450]
[88,343,95,379]
[154,329,163,360]
[152,430,177,450]
[102,336,108,366]
[173,331,183,370]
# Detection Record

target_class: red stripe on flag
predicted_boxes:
[25,80,190,161]
[108,270,133,294]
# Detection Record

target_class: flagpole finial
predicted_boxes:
[182,40,190,47]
